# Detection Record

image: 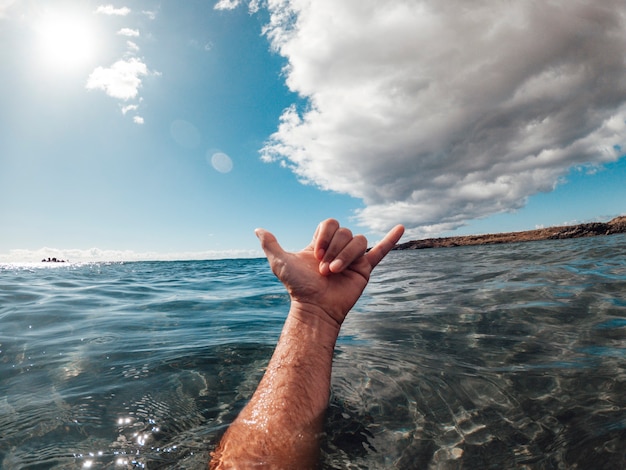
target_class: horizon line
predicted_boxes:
[0,247,265,264]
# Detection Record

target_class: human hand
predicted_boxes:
[255,219,404,329]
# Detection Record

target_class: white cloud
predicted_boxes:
[95,5,131,16]
[86,58,149,100]
[214,0,241,10]
[120,104,138,115]
[120,104,139,114]
[88,7,154,119]
[117,28,139,37]
[142,10,157,20]
[248,0,261,13]
[214,0,260,13]
[259,0,626,237]
[126,40,140,53]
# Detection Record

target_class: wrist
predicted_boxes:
[287,301,342,346]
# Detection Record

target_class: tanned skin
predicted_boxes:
[210,219,405,469]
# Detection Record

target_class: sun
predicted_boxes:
[34,10,100,71]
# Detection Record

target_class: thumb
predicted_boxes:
[255,228,286,262]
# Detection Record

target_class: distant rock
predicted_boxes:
[394,216,626,250]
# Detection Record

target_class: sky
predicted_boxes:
[1,0,626,262]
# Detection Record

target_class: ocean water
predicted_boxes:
[1,235,626,469]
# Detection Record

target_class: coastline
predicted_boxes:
[394,216,626,250]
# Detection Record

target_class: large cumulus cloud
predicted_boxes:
[256,0,626,236]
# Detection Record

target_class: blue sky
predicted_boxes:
[1,0,625,262]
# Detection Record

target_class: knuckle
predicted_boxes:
[323,218,340,229]
[354,234,368,248]
[338,227,353,239]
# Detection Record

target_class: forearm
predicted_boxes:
[210,303,341,469]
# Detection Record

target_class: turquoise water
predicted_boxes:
[1,235,626,468]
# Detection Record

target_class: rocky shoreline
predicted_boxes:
[394,216,626,250]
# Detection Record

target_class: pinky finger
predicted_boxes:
[365,225,405,269]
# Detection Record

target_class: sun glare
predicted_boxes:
[35,11,99,70]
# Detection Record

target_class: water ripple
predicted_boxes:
[1,237,626,468]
